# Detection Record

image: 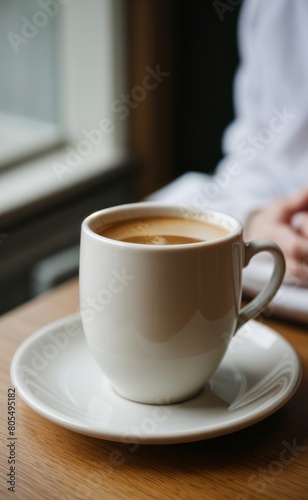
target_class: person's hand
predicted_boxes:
[245,187,308,283]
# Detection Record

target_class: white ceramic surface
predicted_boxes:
[79,203,285,404]
[10,314,301,444]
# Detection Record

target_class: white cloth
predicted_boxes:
[153,0,308,225]
[211,0,308,223]
[148,0,308,322]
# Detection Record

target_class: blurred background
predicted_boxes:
[0,0,240,313]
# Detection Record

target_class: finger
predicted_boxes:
[292,211,308,238]
[278,187,308,221]
[268,224,308,261]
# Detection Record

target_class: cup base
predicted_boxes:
[111,383,208,405]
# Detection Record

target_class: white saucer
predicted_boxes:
[10,314,302,444]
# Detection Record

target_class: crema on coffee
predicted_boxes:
[97,216,229,245]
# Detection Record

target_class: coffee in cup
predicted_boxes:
[97,215,229,245]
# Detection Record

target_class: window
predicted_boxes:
[0,0,61,167]
[0,0,128,218]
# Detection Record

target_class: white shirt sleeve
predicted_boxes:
[150,0,308,225]
[208,0,308,223]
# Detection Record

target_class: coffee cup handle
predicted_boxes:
[235,240,286,334]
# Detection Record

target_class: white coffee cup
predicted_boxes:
[79,203,285,404]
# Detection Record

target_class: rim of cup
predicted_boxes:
[82,202,243,249]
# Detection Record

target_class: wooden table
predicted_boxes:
[0,278,307,500]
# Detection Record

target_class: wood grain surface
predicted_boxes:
[0,279,307,500]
